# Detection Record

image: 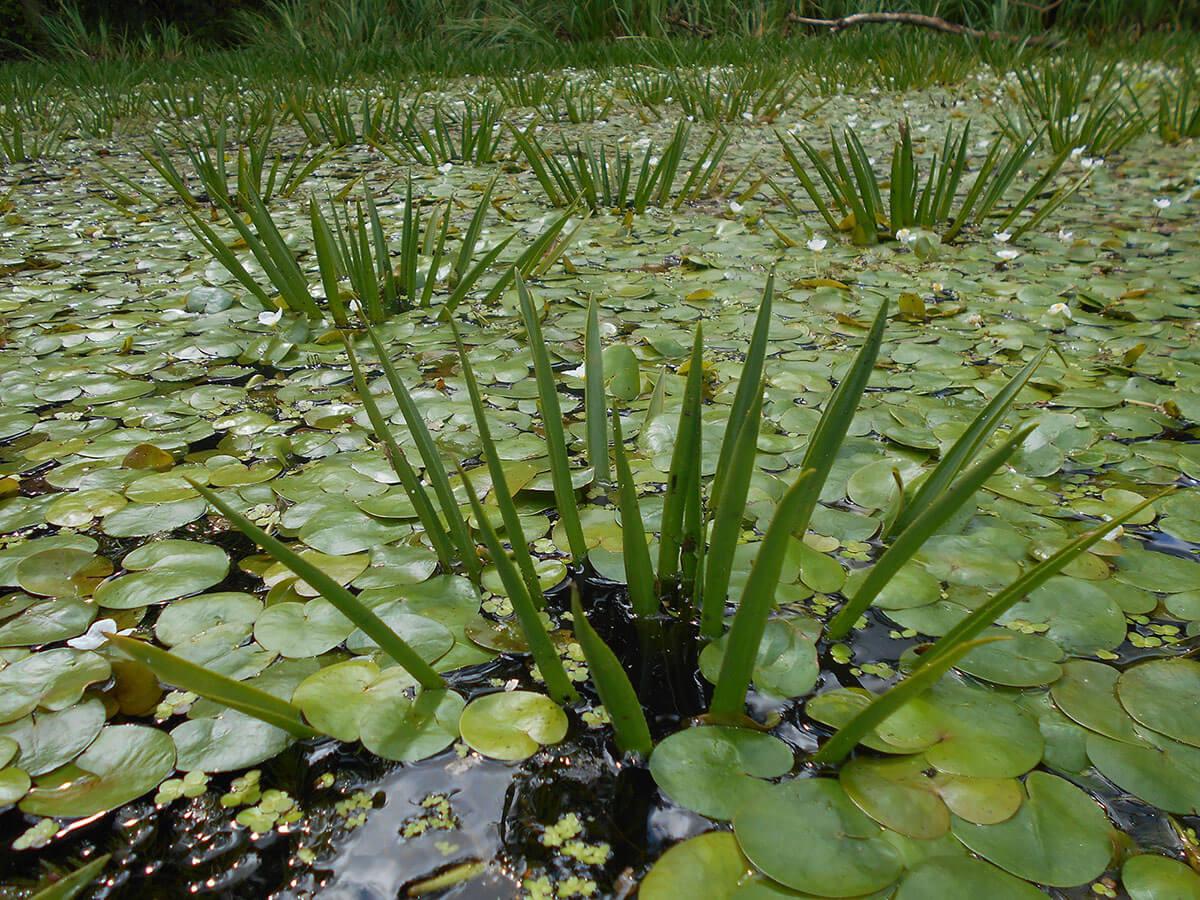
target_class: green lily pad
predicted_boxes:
[954,630,1064,688]
[94,540,228,610]
[358,688,465,762]
[1122,855,1200,900]
[154,592,262,646]
[171,710,293,773]
[0,766,30,806]
[0,597,96,646]
[1050,659,1140,742]
[1118,658,1200,747]
[0,699,106,776]
[293,659,383,741]
[894,856,1044,899]
[20,724,175,818]
[649,726,793,820]
[840,755,950,839]
[734,778,903,897]
[951,772,1114,887]
[0,649,111,723]
[254,598,354,658]
[640,832,752,900]
[698,619,819,699]
[1086,729,1200,814]
[459,691,568,761]
[15,549,113,599]
[100,498,208,538]
[344,606,453,662]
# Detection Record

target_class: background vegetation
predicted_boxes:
[3,0,1197,62]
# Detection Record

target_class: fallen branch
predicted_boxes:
[786,11,1051,44]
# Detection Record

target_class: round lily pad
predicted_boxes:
[1050,659,1140,742]
[358,688,465,762]
[951,772,1114,887]
[1086,729,1200,814]
[95,540,229,610]
[894,856,1044,899]
[734,778,903,897]
[15,548,113,599]
[0,597,96,646]
[0,766,30,806]
[154,592,262,646]
[293,659,382,741]
[640,832,751,900]
[1118,658,1200,748]
[20,724,175,818]
[699,619,819,699]
[0,649,111,723]
[840,755,950,839]
[649,726,793,820]
[0,699,106,776]
[171,710,293,773]
[1123,854,1200,900]
[954,630,1063,688]
[100,498,208,538]
[459,691,568,761]
[254,598,354,658]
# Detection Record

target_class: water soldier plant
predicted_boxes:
[4,21,1200,899]
[108,273,1168,899]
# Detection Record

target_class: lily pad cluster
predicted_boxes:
[0,40,1198,900]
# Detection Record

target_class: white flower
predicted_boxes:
[992,230,1012,243]
[68,618,131,650]
[1070,146,1087,158]
[895,228,913,244]
[1154,197,1171,209]
[806,237,827,252]
[729,200,744,214]
[966,313,984,327]
[1057,229,1074,241]
[1103,524,1125,542]
[996,248,1020,261]
[257,309,283,326]
[1047,302,1073,319]
[742,111,753,121]
[1080,157,1103,170]
[437,162,453,174]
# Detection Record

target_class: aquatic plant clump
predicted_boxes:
[0,29,1198,900]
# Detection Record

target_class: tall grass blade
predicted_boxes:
[517,273,587,561]
[342,335,455,570]
[656,326,704,592]
[110,635,319,738]
[363,324,480,581]
[916,490,1170,674]
[887,347,1047,538]
[701,384,764,638]
[453,324,544,604]
[811,636,1002,766]
[613,405,657,618]
[709,468,814,717]
[570,590,653,756]
[826,421,1037,640]
[460,466,577,705]
[711,273,773,508]
[585,296,609,484]
[189,480,445,689]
